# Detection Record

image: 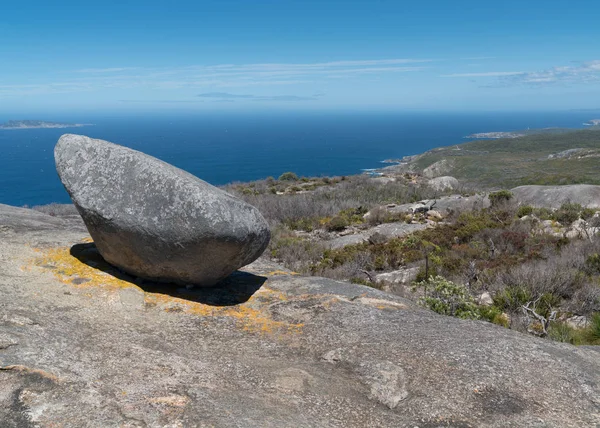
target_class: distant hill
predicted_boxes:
[0,120,92,130]
[389,127,600,188]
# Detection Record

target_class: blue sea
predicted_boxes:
[0,110,597,206]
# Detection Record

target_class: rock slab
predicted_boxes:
[55,134,270,286]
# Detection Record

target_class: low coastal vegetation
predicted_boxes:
[401,127,600,188]
[226,172,600,346]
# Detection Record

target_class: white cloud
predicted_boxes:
[0,59,432,97]
[197,92,316,101]
[459,56,496,60]
[442,71,524,77]
[509,60,600,85]
[442,60,600,86]
[74,67,138,73]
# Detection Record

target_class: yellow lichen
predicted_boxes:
[32,245,303,336]
[266,270,299,276]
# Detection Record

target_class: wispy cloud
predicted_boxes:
[459,56,496,60]
[197,92,256,99]
[444,60,600,87]
[197,92,317,101]
[442,71,524,77]
[508,60,600,85]
[75,67,138,73]
[119,99,204,103]
[0,58,432,97]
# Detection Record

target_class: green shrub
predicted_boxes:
[582,312,600,345]
[548,321,582,345]
[479,306,510,328]
[516,205,533,218]
[278,171,299,181]
[493,286,533,312]
[241,187,257,195]
[581,208,596,220]
[550,313,600,345]
[489,190,513,208]
[338,207,368,225]
[326,215,349,232]
[479,305,501,322]
[585,254,600,275]
[492,312,510,328]
[552,202,582,224]
[286,217,320,232]
[533,207,553,220]
[413,276,480,320]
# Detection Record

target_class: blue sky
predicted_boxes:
[2,0,600,113]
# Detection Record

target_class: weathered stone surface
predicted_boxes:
[423,159,454,178]
[375,267,420,285]
[511,184,600,209]
[1,207,599,427]
[389,194,491,216]
[54,134,270,286]
[326,222,428,250]
[427,175,459,192]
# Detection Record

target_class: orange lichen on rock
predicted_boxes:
[32,245,303,336]
[33,246,134,290]
[266,270,299,276]
[144,287,303,335]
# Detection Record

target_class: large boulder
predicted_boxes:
[54,134,270,286]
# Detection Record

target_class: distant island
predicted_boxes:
[0,120,93,130]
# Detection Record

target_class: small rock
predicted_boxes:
[358,361,408,409]
[426,210,443,220]
[368,232,388,245]
[478,292,493,306]
[321,348,344,363]
[566,315,589,329]
[375,267,419,285]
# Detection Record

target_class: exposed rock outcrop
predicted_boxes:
[55,134,270,286]
[511,184,600,209]
[1,206,599,427]
[427,176,459,192]
[422,159,453,178]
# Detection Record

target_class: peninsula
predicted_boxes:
[0,120,92,130]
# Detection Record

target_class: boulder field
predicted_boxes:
[0,204,598,427]
[54,134,270,286]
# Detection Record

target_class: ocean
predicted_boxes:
[0,110,596,206]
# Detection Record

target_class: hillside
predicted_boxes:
[1,204,599,427]
[390,128,600,188]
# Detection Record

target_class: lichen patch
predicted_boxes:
[31,245,303,336]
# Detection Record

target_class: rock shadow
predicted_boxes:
[69,243,266,306]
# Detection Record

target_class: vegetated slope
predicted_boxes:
[410,128,600,188]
